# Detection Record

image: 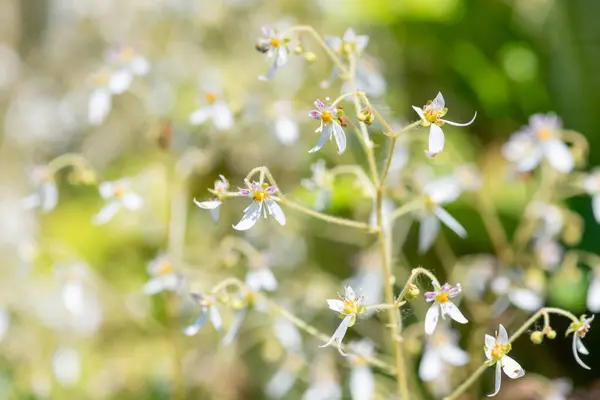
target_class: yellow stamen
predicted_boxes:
[114,186,127,198]
[270,38,281,48]
[435,292,449,303]
[157,262,174,276]
[344,300,358,314]
[119,46,136,62]
[537,128,552,141]
[254,191,267,201]
[321,110,333,123]
[205,92,217,105]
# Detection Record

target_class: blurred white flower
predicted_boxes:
[412,92,476,158]
[233,181,285,231]
[256,26,290,81]
[193,174,229,222]
[302,356,341,400]
[189,91,234,131]
[566,315,594,370]
[184,293,222,335]
[321,286,365,356]
[347,340,375,400]
[273,101,299,145]
[245,255,278,292]
[490,271,544,314]
[52,347,81,387]
[325,28,369,57]
[544,378,572,400]
[424,282,468,335]
[301,159,332,211]
[93,179,143,225]
[484,324,525,397]
[587,269,600,312]
[142,254,182,295]
[502,113,573,173]
[308,98,346,155]
[419,326,469,387]
[583,168,600,223]
[22,165,58,213]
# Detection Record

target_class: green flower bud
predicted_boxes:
[303,52,316,62]
[294,44,304,55]
[546,329,557,339]
[405,283,420,300]
[530,331,544,344]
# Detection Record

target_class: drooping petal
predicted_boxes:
[193,199,221,210]
[222,309,247,345]
[88,89,112,125]
[434,206,467,238]
[308,130,329,154]
[265,198,286,226]
[543,139,574,173]
[233,201,262,231]
[586,275,600,312]
[424,303,440,335]
[332,122,347,155]
[211,101,234,131]
[572,336,591,370]
[320,314,353,356]
[592,195,600,223]
[418,348,442,381]
[189,107,212,125]
[487,362,502,397]
[183,312,207,336]
[501,355,525,379]
[350,365,374,400]
[92,201,121,225]
[444,302,468,324]
[108,69,133,94]
[440,343,469,366]
[276,47,288,68]
[576,338,589,355]
[498,324,509,345]
[442,111,477,127]
[327,299,345,313]
[419,214,441,254]
[210,307,222,331]
[258,58,279,81]
[427,124,445,157]
[484,335,495,360]
[121,193,143,210]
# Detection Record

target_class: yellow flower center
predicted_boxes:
[490,343,510,361]
[254,190,268,201]
[270,38,281,48]
[423,195,436,211]
[435,292,449,303]
[205,92,217,105]
[157,262,174,276]
[343,300,358,314]
[423,102,440,124]
[537,128,552,141]
[114,186,127,198]
[119,46,136,62]
[321,110,333,123]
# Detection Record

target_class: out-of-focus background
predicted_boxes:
[1,0,600,399]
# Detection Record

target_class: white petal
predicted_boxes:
[325,36,343,51]
[425,177,461,205]
[327,299,345,313]
[412,106,426,121]
[424,303,440,335]
[121,193,143,210]
[143,277,168,295]
[211,101,234,131]
[487,362,502,397]
[99,181,114,199]
[88,89,112,125]
[93,201,121,225]
[485,335,496,359]
[587,275,600,312]
[428,124,445,156]
[233,201,262,231]
[131,56,150,76]
[501,355,525,379]
[355,35,369,52]
[308,130,329,154]
[592,195,600,224]
[442,111,477,127]
[266,199,286,226]
[508,288,543,312]
[543,140,574,173]
[577,338,589,355]
[210,307,222,331]
[350,365,374,400]
[498,324,509,345]
[434,206,467,238]
[517,146,544,172]
[193,199,221,210]
[418,348,442,381]
[276,47,288,67]
[108,69,133,94]
[209,207,220,223]
[183,313,207,336]
[266,368,297,399]
[419,214,440,253]
[52,347,81,386]
[41,182,59,212]
[273,318,303,352]
[572,335,591,370]
[189,107,212,125]
[432,92,445,110]
[320,315,352,356]
[444,302,468,324]
[345,286,357,301]
[439,343,469,366]
[332,123,346,155]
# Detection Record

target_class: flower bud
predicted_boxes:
[546,329,557,339]
[303,52,316,62]
[294,44,304,55]
[405,283,420,300]
[530,331,544,344]
[357,108,373,124]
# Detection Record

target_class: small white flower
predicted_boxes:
[273,101,299,145]
[321,286,365,356]
[587,270,600,312]
[424,282,468,335]
[412,92,476,158]
[419,326,469,383]
[583,168,600,223]
[490,270,545,314]
[347,340,375,400]
[502,113,573,173]
[256,26,290,81]
[245,255,278,292]
[22,165,58,213]
[189,91,233,131]
[142,254,181,295]
[325,28,369,57]
[301,159,332,211]
[233,181,285,231]
[308,98,346,155]
[484,324,525,397]
[184,292,222,335]
[93,179,143,225]
[566,315,594,370]
[193,174,229,222]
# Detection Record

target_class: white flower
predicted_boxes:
[93,179,143,225]
[256,26,289,81]
[502,113,573,173]
[193,175,229,222]
[52,347,81,387]
[184,293,222,335]
[325,28,369,57]
[142,254,181,295]
[347,340,375,400]
[245,256,278,292]
[484,324,525,397]
[412,92,477,158]
[587,270,600,312]
[308,98,346,155]
[321,286,365,356]
[419,326,469,383]
[233,181,285,231]
[566,315,594,370]
[189,91,233,131]
[301,159,332,211]
[22,165,58,213]
[424,282,468,335]
[417,179,467,253]
[273,101,299,145]
[490,271,544,314]
[583,168,600,223]
[527,202,564,239]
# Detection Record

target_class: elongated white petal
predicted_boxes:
[266,198,286,226]
[121,193,143,210]
[419,348,442,381]
[209,207,220,223]
[276,47,288,67]
[355,35,369,53]
[434,206,467,238]
[485,335,496,359]
[592,195,600,224]
[193,199,221,210]
[427,124,445,156]
[424,303,440,335]
[93,201,121,225]
[108,69,133,94]
[22,194,41,209]
[544,139,574,173]
[210,307,222,331]
[327,299,345,313]
[501,355,525,379]
[189,107,212,125]
[444,302,468,324]
[573,336,591,369]
[577,338,589,355]
[184,312,207,336]
[350,365,374,400]
[258,59,279,81]
[211,101,234,131]
[320,314,352,356]
[412,106,426,121]
[99,181,114,199]
[440,343,469,366]
[266,368,297,399]
[419,214,440,253]
[432,92,445,110]
[332,123,346,155]
[143,276,177,295]
[233,201,262,231]
[41,182,59,212]
[487,362,502,397]
[587,275,600,312]
[442,111,477,127]
[222,309,247,345]
[498,324,509,345]
[88,89,112,125]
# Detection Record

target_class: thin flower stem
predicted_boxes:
[396,267,440,304]
[366,302,406,311]
[390,200,422,222]
[274,196,378,232]
[349,56,378,159]
[245,166,281,190]
[47,153,93,175]
[379,121,421,184]
[284,25,349,76]
[219,236,263,263]
[328,165,376,197]
[443,307,580,400]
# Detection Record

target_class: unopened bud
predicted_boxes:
[546,329,557,339]
[530,331,544,344]
[294,44,304,55]
[357,108,374,125]
[405,283,420,300]
[303,52,316,62]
